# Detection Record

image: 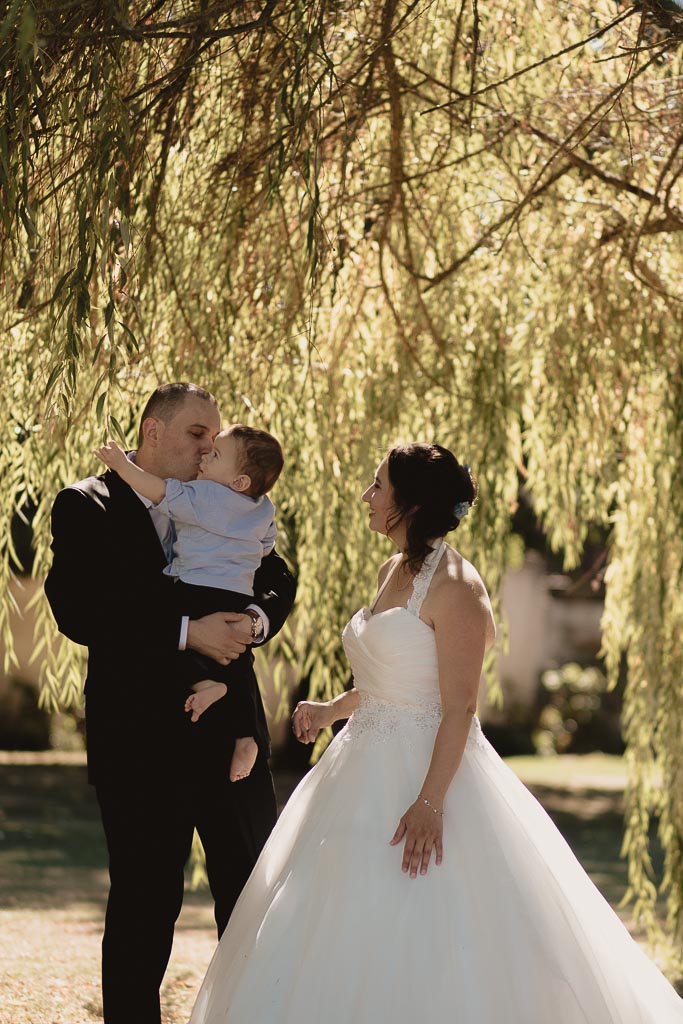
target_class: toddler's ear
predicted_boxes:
[232,474,252,493]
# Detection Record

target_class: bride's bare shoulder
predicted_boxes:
[441,545,486,590]
[429,545,496,643]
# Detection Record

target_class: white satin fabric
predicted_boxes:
[189,544,683,1023]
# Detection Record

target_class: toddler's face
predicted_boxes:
[197,431,245,489]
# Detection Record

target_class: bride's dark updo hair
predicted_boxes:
[386,443,476,573]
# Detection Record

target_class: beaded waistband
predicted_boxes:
[347,691,485,750]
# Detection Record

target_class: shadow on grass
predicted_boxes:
[0,760,671,947]
[0,764,108,914]
[529,782,667,937]
[0,762,305,914]
[0,761,640,911]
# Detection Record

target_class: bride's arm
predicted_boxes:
[292,688,360,744]
[390,572,493,877]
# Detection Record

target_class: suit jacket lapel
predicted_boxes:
[105,469,168,572]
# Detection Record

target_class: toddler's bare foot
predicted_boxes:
[230,736,258,782]
[184,682,227,723]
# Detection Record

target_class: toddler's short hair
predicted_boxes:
[228,424,283,498]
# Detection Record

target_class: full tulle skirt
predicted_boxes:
[189,700,683,1023]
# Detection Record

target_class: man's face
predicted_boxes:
[144,396,221,481]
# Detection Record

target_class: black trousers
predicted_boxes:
[176,580,258,739]
[95,756,277,1024]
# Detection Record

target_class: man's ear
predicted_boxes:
[232,474,252,493]
[140,416,163,447]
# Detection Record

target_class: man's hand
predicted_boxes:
[186,612,253,665]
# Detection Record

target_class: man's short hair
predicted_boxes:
[228,424,284,498]
[138,383,217,445]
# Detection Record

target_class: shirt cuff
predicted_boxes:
[179,616,189,651]
[247,604,269,644]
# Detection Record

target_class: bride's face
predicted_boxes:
[362,459,396,537]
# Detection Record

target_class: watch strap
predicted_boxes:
[244,608,263,639]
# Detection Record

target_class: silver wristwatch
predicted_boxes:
[244,608,264,640]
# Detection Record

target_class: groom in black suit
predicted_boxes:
[44,383,296,1024]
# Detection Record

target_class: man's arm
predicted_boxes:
[184,548,295,659]
[46,484,264,672]
[185,548,295,658]
[45,486,181,655]
[250,548,297,644]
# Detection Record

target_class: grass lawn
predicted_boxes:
[0,751,679,1024]
[508,752,628,788]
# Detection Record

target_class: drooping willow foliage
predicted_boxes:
[2,0,683,938]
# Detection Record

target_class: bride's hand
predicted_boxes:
[389,798,444,878]
[291,700,333,744]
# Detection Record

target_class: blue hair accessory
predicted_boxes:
[454,501,470,519]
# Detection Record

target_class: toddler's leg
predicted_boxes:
[184,681,227,723]
[230,737,259,783]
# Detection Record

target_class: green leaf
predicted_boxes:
[108,415,127,445]
[95,391,107,424]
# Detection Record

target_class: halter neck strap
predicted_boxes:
[407,540,446,618]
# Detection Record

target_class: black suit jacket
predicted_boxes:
[44,470,297,784]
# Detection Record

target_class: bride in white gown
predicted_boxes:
[189,443,683,1024]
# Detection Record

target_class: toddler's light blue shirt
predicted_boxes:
[155,479,277,596]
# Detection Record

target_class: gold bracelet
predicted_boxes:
[420,796,444,817]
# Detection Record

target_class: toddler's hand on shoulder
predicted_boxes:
[94,439,126,470]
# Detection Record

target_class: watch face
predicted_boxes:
[251,615,263,637]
